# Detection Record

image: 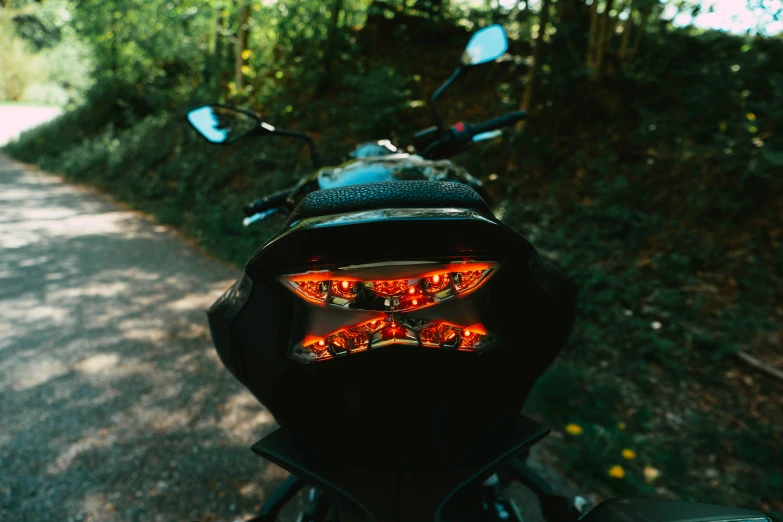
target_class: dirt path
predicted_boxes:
[0,153,287,522]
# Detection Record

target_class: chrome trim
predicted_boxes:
[290,207,496,229]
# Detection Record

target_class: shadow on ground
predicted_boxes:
[0,155,290,522]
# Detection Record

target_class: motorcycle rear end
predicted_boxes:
[186,24,773,522]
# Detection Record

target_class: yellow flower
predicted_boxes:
[565,423,583,435]
[747,113,756,121]
[748,126,758,134]
[719,122,727,132]
[644,466,660,482]
[241,65,251,75]
[618,422,626,431]
[608,465,625,479]
[622,449,636,460]
[241,49,252,60]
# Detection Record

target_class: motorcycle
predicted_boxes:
[187,24,522,227]
[186,24,772,522]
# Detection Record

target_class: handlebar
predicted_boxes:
[414,110,527,159]
[243,187,292,217]
[412,125,440,150]
[471,111,527,135]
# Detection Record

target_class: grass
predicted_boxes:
[510,190,782,517]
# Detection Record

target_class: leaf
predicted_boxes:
[761,149,783,166]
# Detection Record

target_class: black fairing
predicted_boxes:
[207,181,576,437]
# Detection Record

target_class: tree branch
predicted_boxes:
[735,351,783,382]
[618,0,633,60]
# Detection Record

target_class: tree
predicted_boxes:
[518,0,552,127]
[235,1,251,90]
[319,0,344,92]
[586,0,617,80]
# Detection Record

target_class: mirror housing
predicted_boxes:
[581,499,770,522]
[185,103,322,169]
[186,104,269,144]
[460,24,508,68]
[429,25,509,133]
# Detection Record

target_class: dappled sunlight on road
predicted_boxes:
[0,155,287,522]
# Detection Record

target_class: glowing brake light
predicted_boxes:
[369,279,412,296]
[289,316,493,363]
[284,262,497,312]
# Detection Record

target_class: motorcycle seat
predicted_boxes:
[286,180,494,223]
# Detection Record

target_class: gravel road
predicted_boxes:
[0,149,578,521]
[0,153,286,522]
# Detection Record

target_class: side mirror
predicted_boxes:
[581,499,770,522]
[186,104,268,144]
[460,24,508,67]
[429,24,509,133]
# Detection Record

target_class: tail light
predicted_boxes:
[283,262,497,312]
[289,315,493,363]
[283,261,499,363]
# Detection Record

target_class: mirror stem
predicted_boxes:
[270,129,322,170]
[431,67,464,133]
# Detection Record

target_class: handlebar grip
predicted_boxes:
[471,111,527,135]
[243,188,292,217]
[413,125,440,149]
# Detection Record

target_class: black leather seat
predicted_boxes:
[287,181,494,223]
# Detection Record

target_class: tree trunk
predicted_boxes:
[320,0,344,91]
[586,0,598,69]
[518,0,552,129]
[520,0,530,18]
[618,0,633,60]
[213,9,224,57]
[110,15,118,80]
[629,7,649,58]
[234,2,250,90]
[593,0,615,80]
[208,7,225,89]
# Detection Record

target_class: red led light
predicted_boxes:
[371,279,411,296]
[453,270,488,293]
[291,281,328,303]
[421,273,450,294]
[419,322,457,346]
[419,321,488,350]
[331,280,358,299]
